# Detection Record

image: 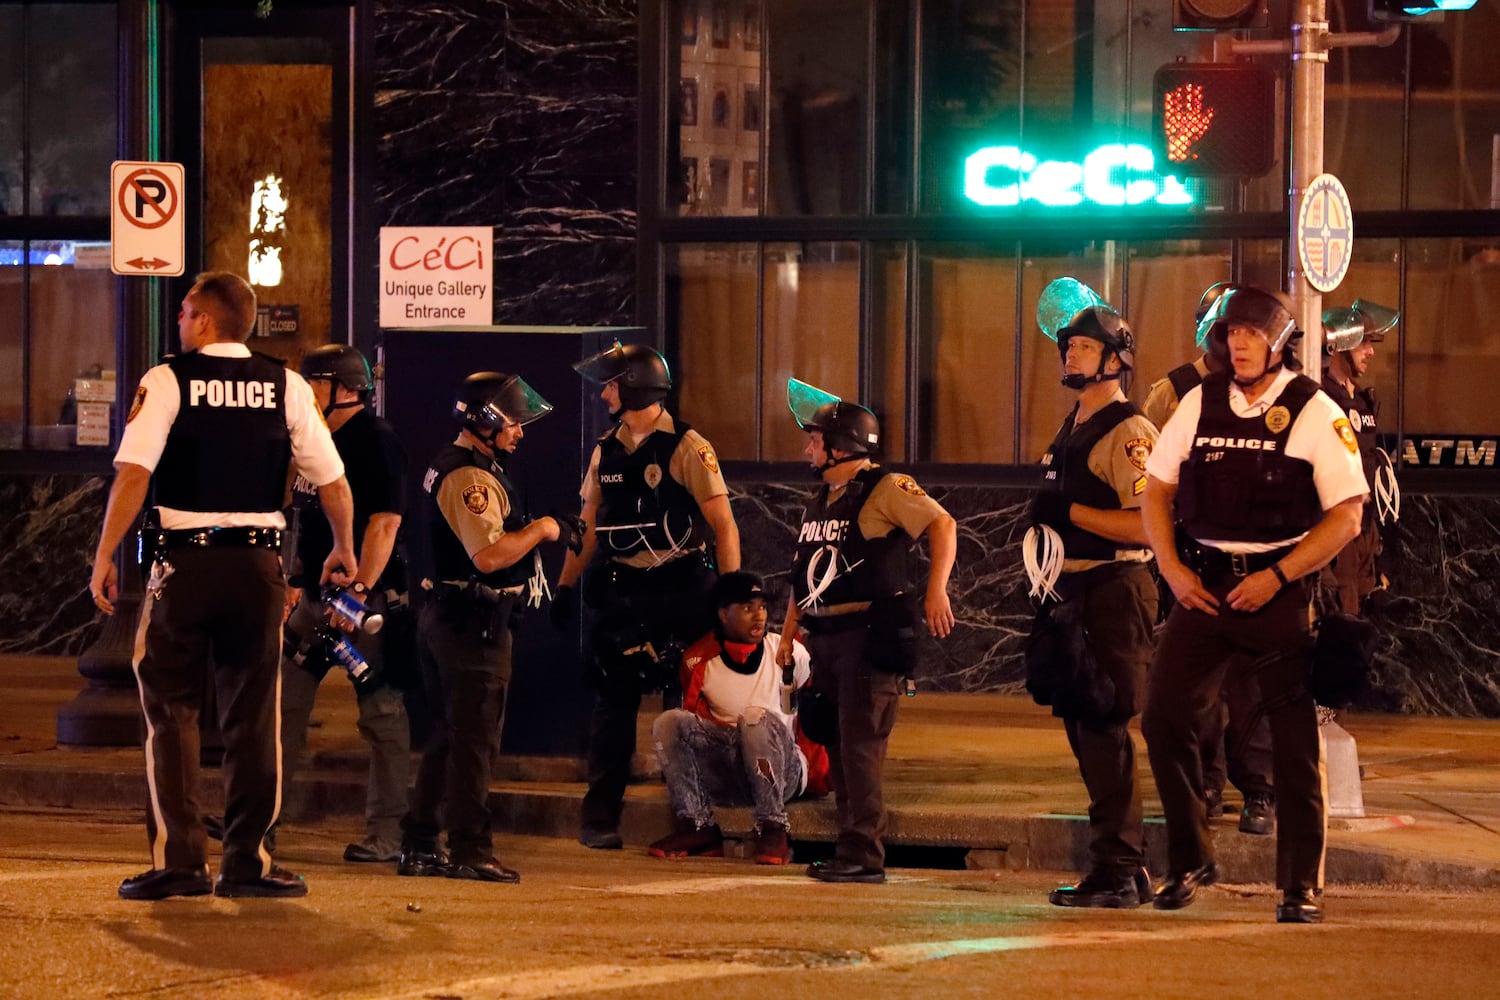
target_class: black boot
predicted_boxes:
[1049,869,1145,908]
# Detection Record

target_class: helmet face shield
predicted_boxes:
[1205,286,1299,356]
[455,373,553,434]
[788,377,843,430]
[1037,277,1107,342]
[492,375,553,426]
[787,377,879,455]
[1322,306,1367,353]
[573,342,631,385]
[1352,299,1399,343]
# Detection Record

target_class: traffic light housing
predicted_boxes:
[1174,0,1268,30]
[1152,62,1277,178]
[1370,1,1478,21]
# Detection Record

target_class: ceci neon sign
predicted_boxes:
[963,143,1193,209]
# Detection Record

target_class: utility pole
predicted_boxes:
[1231,4,1399,383]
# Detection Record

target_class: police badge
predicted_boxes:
[644,463,663,489]
[1265,405,1291,434]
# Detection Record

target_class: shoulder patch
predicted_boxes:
[893,475,927,497]
[1124,437,1152,472]
[462,483,490,514]
[1133,475,1147,496]
[696,445,720,474]
[126,386,147,424]
[1333,418,1359,455]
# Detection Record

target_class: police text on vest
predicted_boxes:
[188,379,277,409]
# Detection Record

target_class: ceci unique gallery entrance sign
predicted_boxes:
[379,226,493,328]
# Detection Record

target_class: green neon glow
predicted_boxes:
[963,143,1194,209]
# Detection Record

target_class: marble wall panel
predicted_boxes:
[0,475,106,656]
[373,1,638,327]
[728,482,1500,716]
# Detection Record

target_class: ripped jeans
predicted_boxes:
[652,708,803,832]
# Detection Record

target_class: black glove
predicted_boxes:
[1031,490,1072,529]
[550,584,577,631]
[551,511,587,554]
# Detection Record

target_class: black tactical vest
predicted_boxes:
[1322,375,1379,491]
[1034,400,1137,561]
[421,443,530,589]
[154,352,290,513]
[594,422,702,560]
[1177,372,1325,543]
[790,466,911,610]
[1167,361,1203,402]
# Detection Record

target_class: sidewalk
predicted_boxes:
[4,655,1499,887]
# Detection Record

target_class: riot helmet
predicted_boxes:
[788,377,880,473]
[301,344,374,418]
[1323,299,1399,354]
[302,344,374,391]
[573,341,672,412]
[1200,285,1300,384]
[452,371,553,440]
[1036,277,1133,390]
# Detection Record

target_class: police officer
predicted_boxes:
[1320,300,1400,615]
[777,378,956,884]
[281,344,411,864]
[1140,285,1366,924]
[1028,293,1160,909]
[1143,281,1277,837]
[397,372,581,883]
[89,271,356,900]
[554,342,741,849]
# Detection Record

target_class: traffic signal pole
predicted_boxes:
[1230,4,1398,381]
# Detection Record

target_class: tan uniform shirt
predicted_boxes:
[1141,355,1211,433]
[580,410,729,569]
[435,439,513,565]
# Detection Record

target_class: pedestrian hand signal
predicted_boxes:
[1152,63,1276,178]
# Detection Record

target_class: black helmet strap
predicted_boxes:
[1060,342,1124,390]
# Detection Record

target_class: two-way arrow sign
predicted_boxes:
[111,161,186,277]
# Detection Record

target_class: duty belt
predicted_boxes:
[1181,540,1297,579]
[155,527,282,550]
[800,610,870,635]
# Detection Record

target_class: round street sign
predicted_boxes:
[1297,173,1354,293]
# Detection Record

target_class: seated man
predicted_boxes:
[649,571,831,865]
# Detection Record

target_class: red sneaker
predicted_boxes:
[648,821,724,859]
[753,823,791,865]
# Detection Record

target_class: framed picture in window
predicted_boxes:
[741,160,760,211]
[708,156,731,208]
[743,0,762,52]
[742,82,761,133]
[682,0,699,46]
[709,76,733,131]
[710,0,731,49]
[681,76,700,128]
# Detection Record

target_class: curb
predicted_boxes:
[1,756,1494,891]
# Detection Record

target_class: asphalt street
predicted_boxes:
[4,807,1499,1000]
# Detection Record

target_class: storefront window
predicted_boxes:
[675,0,764,217]
[673,243,758,457]
[0,241,22,449]
[27,4,117,216]
[25,241,115,450]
